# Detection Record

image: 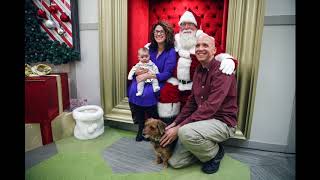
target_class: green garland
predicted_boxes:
[25,1,80,65]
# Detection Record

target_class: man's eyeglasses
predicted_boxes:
[154,30,165,35]
[180,22,196,28]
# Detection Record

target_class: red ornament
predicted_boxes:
[60,12,70,22]
[49,4,58,14]
[37,9,47,19]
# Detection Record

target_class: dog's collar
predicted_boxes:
[150,137,161,144]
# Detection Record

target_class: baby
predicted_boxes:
[128,47,160,96]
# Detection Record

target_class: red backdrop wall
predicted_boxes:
[128,0,149,74]
[128,0,229,73]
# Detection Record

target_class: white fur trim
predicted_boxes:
[73,105,104,140]
[215,53,233,62]
[178,82,193,91]
[196,30,205,38]
[167,77,179,86]
[174,34,181,52]
[87,123,98,134]
[158,102,181,118]
[177,57,192,81]
[178,49,190,58]
[73,105,104,122]
[179,11,197,26]
[74,117,104,140]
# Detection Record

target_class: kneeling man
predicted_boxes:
[160,34,238,174]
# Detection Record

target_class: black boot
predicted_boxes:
[136,132,144,142]
[201,144,225,174]
[136,124,144,142]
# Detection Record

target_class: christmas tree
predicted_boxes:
[24,1,80,65]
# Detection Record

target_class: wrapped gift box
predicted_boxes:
[25,76,59,119]
[25,123,43,152]
[51,112,75,142]
[25,73,70,145]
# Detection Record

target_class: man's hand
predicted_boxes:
[160,124,179,147]
[219,58,235,75]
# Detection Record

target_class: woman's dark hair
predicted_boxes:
[149,21,175,51]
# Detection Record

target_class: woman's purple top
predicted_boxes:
[128,47,176,106]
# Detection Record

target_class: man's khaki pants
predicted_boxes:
[168,119,236,168]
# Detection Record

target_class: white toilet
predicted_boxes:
[73,105,104,140]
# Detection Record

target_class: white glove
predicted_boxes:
[219,58,235,75]
[216,53,235,75]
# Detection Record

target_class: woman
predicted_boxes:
[128,21,177,141]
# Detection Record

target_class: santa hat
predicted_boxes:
[178,8,201,29]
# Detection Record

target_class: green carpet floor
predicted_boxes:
[25,127,250,180]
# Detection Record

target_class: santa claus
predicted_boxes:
[158,9,238,124]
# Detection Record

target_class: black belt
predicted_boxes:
[179,80,192,84]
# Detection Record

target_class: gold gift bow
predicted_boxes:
[25,64,35,77]
[25,64,52,77]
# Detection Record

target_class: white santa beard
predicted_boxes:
[179,31,197,50]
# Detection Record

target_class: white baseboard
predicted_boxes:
[222,138,294,154]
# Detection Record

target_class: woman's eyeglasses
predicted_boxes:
[154,30,165,35]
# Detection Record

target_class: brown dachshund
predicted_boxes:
[143,118,174,168]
